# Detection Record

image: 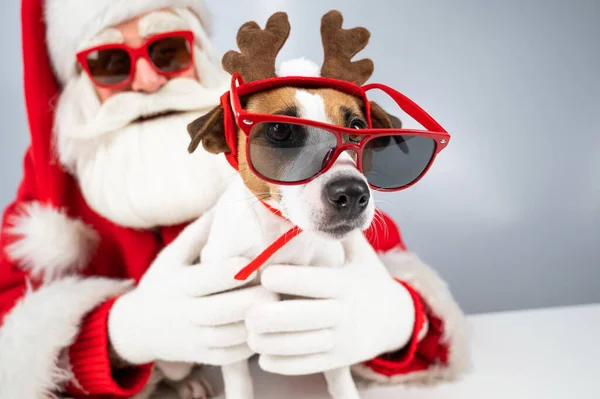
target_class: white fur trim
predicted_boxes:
[351,250,471,386]
[6,202,100,283]
[276,58,321,78]
[0,277,133,398]
[44,0,212,85]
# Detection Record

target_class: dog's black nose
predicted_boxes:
[325,178,370,218]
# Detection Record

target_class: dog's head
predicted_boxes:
[187,11,402,239]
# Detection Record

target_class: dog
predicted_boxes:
[171,9,410,397]
[153,10,448,399]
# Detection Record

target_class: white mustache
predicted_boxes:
[68,77,228,140]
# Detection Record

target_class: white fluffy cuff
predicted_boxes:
[0,277,132,398]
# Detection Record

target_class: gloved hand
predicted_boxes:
[246,259,416,375]
[108,216,279,366]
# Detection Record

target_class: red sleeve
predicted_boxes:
[362,210,450,377]
[67,299,153,398]
[364,280,449,376]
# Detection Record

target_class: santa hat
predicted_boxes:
[3,0,213,281]
[45,0,212,85]
[15,0,71,222]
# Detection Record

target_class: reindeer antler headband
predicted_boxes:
[207,9,450,175]
[222,10,374,85]
[187,10,451,280]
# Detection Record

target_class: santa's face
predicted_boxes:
[54,8,234,229]
[90,9,199,103]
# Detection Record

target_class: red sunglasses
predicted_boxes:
[76,30,195,89]
[222,73,450,192]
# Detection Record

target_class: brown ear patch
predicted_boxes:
[187,106,230,154]
[369,101,402,129]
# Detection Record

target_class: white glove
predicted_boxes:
[246,260,416,375]
[108,216,278,366]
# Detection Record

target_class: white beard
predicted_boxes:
[53,54,236,229]
[74,111,233,229]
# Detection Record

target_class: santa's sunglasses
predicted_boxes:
[76,30,194,89]
[226,73,451,192]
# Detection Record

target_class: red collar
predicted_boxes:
[234,201,303,280]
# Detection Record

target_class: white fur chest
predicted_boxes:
[200,177,346,270]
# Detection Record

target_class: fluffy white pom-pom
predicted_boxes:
[276,58,321,78]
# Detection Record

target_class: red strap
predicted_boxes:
[234,201,303,280]
[260,201,285,218]
[234,225,303,280]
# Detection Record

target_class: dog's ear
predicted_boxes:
[369,101,403,129]
[187,106,231,154]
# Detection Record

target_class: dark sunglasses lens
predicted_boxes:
[148,36,192,73]
[86,49,131,86]
[249,122,338,183]
[363,135,436,189]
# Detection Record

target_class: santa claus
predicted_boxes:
[0,1,469,398]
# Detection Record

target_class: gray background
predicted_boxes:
[0,0,598,314]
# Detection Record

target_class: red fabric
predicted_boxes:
[365,281,426,372]
[68,299,153,396]
[20,0,66,208]
[364,210,407,252]
[365,309,449,377]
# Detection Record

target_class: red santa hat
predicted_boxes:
[2,0,212,282]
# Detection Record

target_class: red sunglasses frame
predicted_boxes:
[76,30,195,89]
[224,72,451,192]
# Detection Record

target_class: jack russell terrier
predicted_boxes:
[155,10,450,399]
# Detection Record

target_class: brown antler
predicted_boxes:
[320,10,374,85]
[222,12,291,82]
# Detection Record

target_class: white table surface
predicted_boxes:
[202,304,600,399]
[196,303,600,399]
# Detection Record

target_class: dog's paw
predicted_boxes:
[169,374,215,399]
